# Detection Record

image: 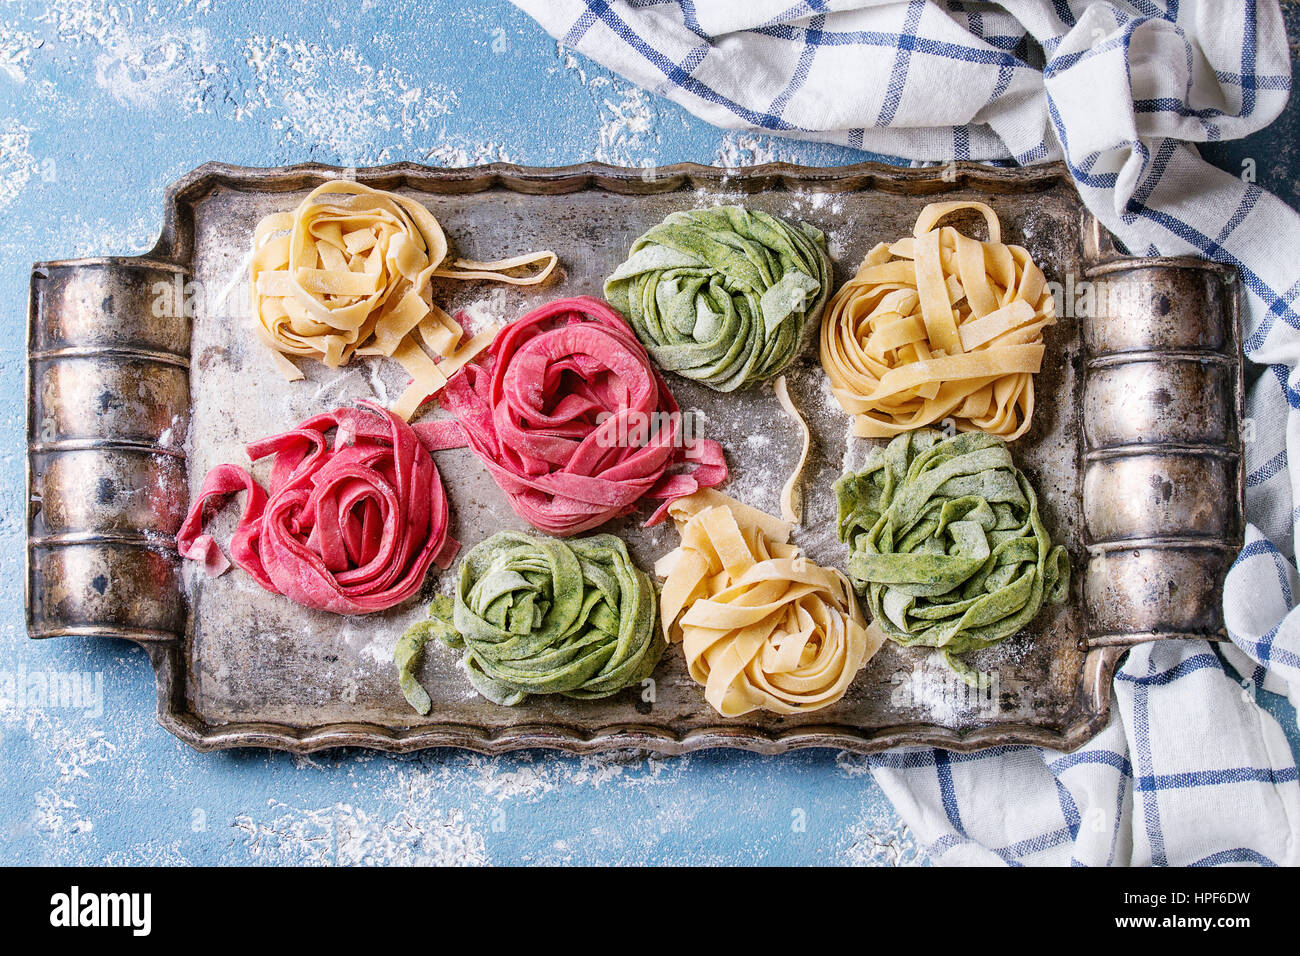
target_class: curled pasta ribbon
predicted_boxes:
[656,490,882,717]
[250,180,557,421]
[605,205,832,392]
[773,375,810,524]
[416,296,728,537]
[397,531,664,709]
[835,429,1069,684]
[820,201,1055,441]
[177,402,458,615]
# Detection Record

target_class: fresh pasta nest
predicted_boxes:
[656,490,882,716]
[250,180,556,420]
[835,429,1069,683]
[820,201,1055,440]
[417,296,727,537]
[605,205,831,392]
[177,402,458,615]
[396,531,664,710]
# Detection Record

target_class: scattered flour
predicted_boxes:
[35,0,126,46]
[33,789,94,838]
[553,41,659,167]
[94,26,218,110]
[0,121,35,211]
[465,749,681,801]
[595,84,657,166]
[2,691,119,851]
[239,35,458,161]
[0,21,44,82]
[35,0,221,110]
[59,211,158,256]
[424,140,514,167]
[232,799,488,866]
[455,288,514,334]
[713,131,795,169]
[840,813,926,866]
[466,756,560,801]
[568,750,676,789]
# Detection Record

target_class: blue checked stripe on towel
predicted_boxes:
[513,0,1300,865]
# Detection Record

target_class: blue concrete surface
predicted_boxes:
[0,0,1295,865]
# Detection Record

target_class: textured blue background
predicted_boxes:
[1,0,1296,865]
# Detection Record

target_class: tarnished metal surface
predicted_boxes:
[1079,256,1243,647]
[28,259,191,645]
[26,160,1243,755]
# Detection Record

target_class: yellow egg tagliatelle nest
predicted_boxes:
[820,201,1056,441]
[249,180,557,420]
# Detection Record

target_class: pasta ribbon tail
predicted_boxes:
[773,375,811,525]
[942,649,990,689]
[432,250,559,286]
[394,596,460,716]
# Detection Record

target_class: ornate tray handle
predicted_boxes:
[1079,256,1243,646]
[27,258,191,643]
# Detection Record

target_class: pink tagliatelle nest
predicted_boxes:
[417,295,727,537]
[178,402,458,615]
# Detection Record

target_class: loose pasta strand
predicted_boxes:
[773,375,811,525]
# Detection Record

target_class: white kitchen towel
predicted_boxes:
[512,0,1300,865]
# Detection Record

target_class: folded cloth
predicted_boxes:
[513,0,1300,865]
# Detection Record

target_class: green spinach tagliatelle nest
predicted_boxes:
[604,205,831,392]
[396,531,663,710]
[835,429,1070,683]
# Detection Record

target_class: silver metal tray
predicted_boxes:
[26,161,1243,754]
